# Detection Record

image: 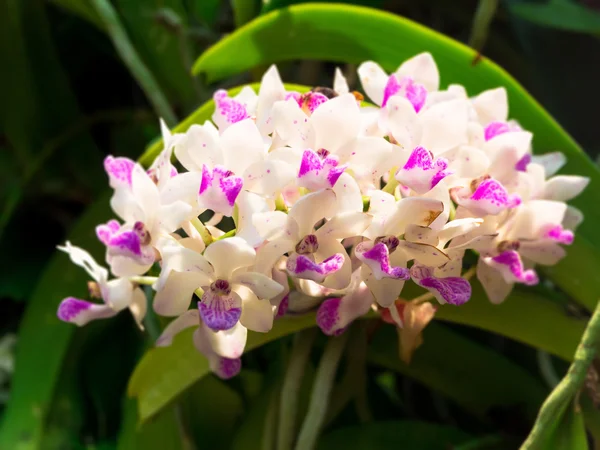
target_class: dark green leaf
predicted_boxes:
[508,0,600,34]
[317,421,471,449]
[127,314,316,423]
[369,322,547,419]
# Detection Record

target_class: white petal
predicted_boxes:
[254,239,296,275]
[403,225,438,245]
[532,152,566,177]
[237,286,275,333]
[129,287,147,330]
[385,96,419,150]
[175,122,222,171]
[332,173,363,214]
[256,65,287,135]
[153,271,201,317]
[477,258,512,304]
[438,218,483,247]
[231,271,284,300]
[157,201,193,233]
[244,159,296,197]
[443,146,489,179]
[103,278,134,311]
[160,171,202,209]
[383,197,444,236]
[419,99,469,154]
[57,298,117,326]
[315,212,373,241]
[288,189,337,236]
[563,205,584,231]
[472,87,508,124]
[204,237,256,279]
[155,310,200,347]
[235,191,274,247]
[505,200,567,240]
[57,241,108,284]
[396,52,439,92]
[204,321,248,359]
[357,61,389,106]
[252,210,290,241]
[520,241,566,266]
[362,249,407,307]
[272,99,315,148]
[543,175,589,202]
[221,119,266,175]
[107,255,152,278]
[131,164,159,223]
[334,67,349,94]
[311,93,361,152]
[338,136,392,184]
[398,241,450,266]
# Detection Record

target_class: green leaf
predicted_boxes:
[232,0,261,27]
[180,376,244,448]
[0,194,112,450]
[508,0,600,34]
[188,0,221,28]
[369,322,547,419]
[117,399,187,450]
[436,281,586,362]
[127,314,316,423]
[317,421,471,449]
[48,0,105,30]
[190,3,600,311]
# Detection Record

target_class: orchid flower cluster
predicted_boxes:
[57,53,588,379]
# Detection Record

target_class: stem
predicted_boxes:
[277,329,318,450]
[90,0,177,125]
[191,217,213,246]
[142,286,161,341]
[382,167,399,195]
[295,332,349,450]
[129,276,158,286]
[468,0,499,52]
[522,300,600,449]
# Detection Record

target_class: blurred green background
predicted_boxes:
[2,0,600,448]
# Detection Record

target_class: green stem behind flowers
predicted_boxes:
[278,329,318,450]
[521,300,600,449]
[90,0,177,125]
[295,332,350,450]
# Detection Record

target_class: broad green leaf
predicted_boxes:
[508,0,600,34]
[115,0,199,111]
[180,376,244,449]
[436,282,585,362]
[369,322,547,419]
[188,0,221,28]
[117,399,186,450]
[48,0,105,30]
[0,195,112,450]
[260,0,385,15]
[317,421,471,449]
[232,0,261,27]
[191,3,600,311]
[127,314,316,423]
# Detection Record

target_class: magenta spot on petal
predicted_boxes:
[382,75,427,111]
[96,219,120,245]
[316,298,346,336]
[403,146,434,171]
[359,242,410,280]
[305,92,329,113]
[544,225,574,245]
[397,146,452,193]
[515,153,532,172]
[216,357,242,379]
[104,156,134,185]
[287,253,344,279]
[382,75,401,107]
[419,276,472,306]
[57,297,91,322]
[107,229,143,257]
[213,89,249,124]
[276,294,289,318]
[492,250,539,285]
[298,149,321,178]
[484,121,511,141]
[298,149,347,190]
[199,164,212,195]
[471,178,521,209]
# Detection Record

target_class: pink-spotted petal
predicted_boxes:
[57,297,117,326]
[104,155,134,188]
[357,61,389,106]
[212,89,250,130]
[355,242,410,281]
[297,149,347,190]
[456,178,521,216]
[395,146,452,194]
[417,276,471,306]
[198,165,243,216]
[317,282,374,336]
[311,93,361,152]
[484,121,511,141]
[286,253,345,283]
[396,52,439,92]
[477,258,513,304]
[484,250,538,285]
